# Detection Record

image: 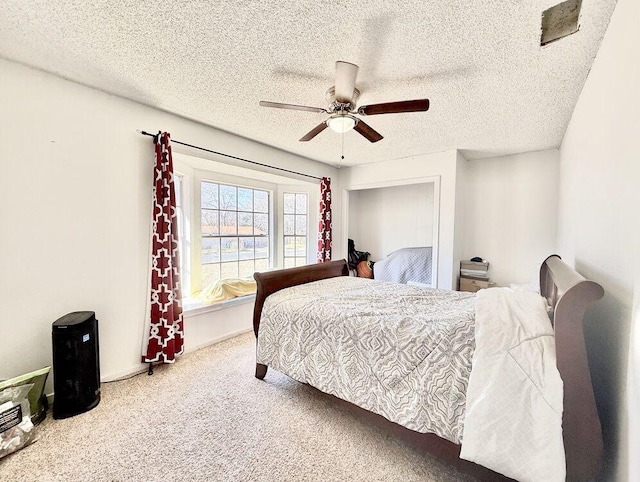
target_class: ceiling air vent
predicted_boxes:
[541,0,582,46]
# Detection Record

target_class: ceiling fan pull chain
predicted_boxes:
[341,130,345,160]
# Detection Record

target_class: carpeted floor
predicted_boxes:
[0,332,476,481]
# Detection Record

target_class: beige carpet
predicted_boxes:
[0,332,476,481]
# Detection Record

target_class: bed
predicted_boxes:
[252,255,604,481]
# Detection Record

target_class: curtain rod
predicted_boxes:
[138,130,324,181]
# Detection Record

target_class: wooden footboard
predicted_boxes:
[253,260,349,378]
[252,255,604,481]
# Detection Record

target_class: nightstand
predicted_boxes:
[459,276,491,292]
[459,260,492,292]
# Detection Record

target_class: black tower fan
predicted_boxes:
[52,311,101,419]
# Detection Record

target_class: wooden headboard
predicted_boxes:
[540,254,604,480]
[253,260,348,337]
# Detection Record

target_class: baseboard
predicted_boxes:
[101,365,149,383]
[186,327,252,353]
[100,327,252,383]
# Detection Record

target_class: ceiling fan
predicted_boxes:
[259,61,430,143]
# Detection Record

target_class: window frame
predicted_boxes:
[173,170,191,297]
[192,169,278,295]
[276,184,318,269]
[172,154,319,302]
[199,180,272,287]
[282,191,310,268]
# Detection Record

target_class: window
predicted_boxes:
[283,192,308,268]
[200,181,270,287]
[172,154,318,301]
[174,174,186,275]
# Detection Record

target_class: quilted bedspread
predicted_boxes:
[256,276,476,443]
[373,246,433,285]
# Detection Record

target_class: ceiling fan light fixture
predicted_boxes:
[327,115,357,133]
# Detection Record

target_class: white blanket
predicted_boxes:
[460,288,565,481]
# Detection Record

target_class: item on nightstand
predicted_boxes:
[460,260,489,278]
[0,384,37,460]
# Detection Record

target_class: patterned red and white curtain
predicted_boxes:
[142,132,184,365]
[317,177,332,263]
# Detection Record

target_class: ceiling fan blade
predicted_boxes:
[358,99,430,116]
[353,119,383,143]
[299,122,328,142]
[334,61,359,103]
[259,101,327,113]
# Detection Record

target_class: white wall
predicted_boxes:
[556,0,639,478]
[339,150,459,289]
[183,300,255,354]
[0,59,336,388]
[453,151,469,289]
[340,149,557,289]
[631,286,640,482]
[348,183,434,261]
[462,149,560,287]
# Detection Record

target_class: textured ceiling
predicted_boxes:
[0,1,617,167]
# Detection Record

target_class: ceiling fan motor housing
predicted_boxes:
[325,86,360,113]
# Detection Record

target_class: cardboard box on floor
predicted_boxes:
[0,366,50,425]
